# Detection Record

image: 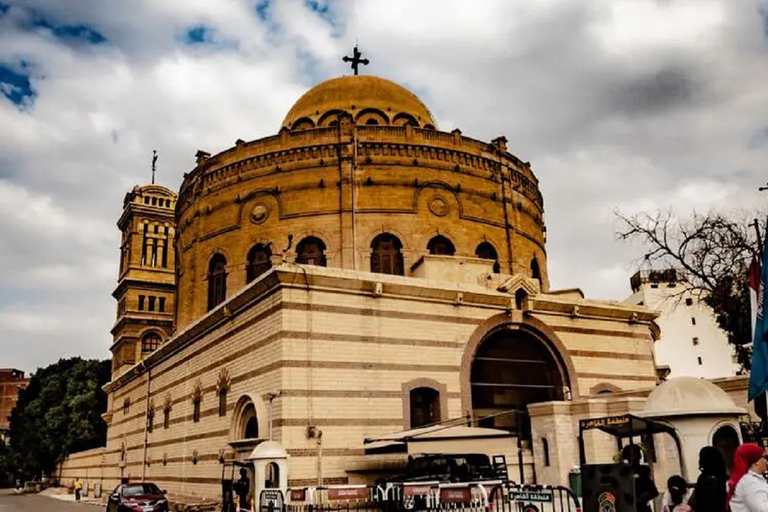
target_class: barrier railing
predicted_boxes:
[270,481,580,512]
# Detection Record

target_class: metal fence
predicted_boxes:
[261,481,580,512]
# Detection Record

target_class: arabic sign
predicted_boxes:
[328,487,369,500]
[509,491,554,503]
[440,488,472,503]
[403,485,433,496]
[580,415,630,431]
[290,489,306,502]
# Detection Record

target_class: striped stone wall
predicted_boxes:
[62,264,658,500]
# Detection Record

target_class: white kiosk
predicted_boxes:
[638,376,746,479]
[249,440,289,506]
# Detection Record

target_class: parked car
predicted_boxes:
[378,453,499,484]
[106,482,168,512]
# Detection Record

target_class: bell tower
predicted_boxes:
[111,184,178,377]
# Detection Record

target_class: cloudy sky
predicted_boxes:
[1,0,767,373]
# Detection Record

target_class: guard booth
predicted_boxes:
[578,414,684,512]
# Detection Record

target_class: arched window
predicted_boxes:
[515,289,527,310]
[713,425,740,474]
[141,332,161,353]
[246,244,272,283]
[192,395,201,423]
[531,258,541,280]
[207,254,227,311]
[218,388,227,417]
[371,233,404,275]
[265,462,280,489]
[245,416,259,439]
[163,405,171,429]
[475,242,500,273]
[410,387,441,428]
[471,329,565,438]
[427,235,455,256]
[296,237,327,266]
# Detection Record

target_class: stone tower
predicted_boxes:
[111,184,178,376]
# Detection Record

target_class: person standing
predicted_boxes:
[74,478,83,501]
[690,446,727,512]
[622,444,659,512]
[663,475,692,512]
[728,443,768,512]
[232,467,251,512]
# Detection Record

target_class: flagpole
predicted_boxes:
[754,185,768,440]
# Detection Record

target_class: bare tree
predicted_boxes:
[616,210,762,370]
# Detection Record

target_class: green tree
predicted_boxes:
[616,210,761,371]
[9,358,111,479]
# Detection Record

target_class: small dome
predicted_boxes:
[248,440,288,460]
[282,75,437,130]
[642,377,745,418]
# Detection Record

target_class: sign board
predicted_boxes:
[579,415,630,431]
[290,489,306,502]
[440,488,472,503]
[260,489,285,512]
[509,490,554,503]
[328,487,369,500]
[404,485,433,496]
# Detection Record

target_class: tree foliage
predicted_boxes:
[9,357,111,479]
[616,210,761,370]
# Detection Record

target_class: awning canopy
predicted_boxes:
[363,425,515,455]
[578,413,677,438]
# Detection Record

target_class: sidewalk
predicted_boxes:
[40,488,103,506]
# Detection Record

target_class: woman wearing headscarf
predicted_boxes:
[728,443,768,512]
[690,446,727,512]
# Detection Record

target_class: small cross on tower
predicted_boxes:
[151,150,158,184]
[343,45,369,75]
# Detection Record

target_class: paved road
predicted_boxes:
[0,489,101,511]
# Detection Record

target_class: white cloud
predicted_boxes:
[1,0,767,372]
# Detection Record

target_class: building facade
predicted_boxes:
[0,369,29,441]
[624,269,739,380]
[60,74,663,498]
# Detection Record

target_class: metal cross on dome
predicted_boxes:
[343,45,369,75]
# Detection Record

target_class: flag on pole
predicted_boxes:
[749,237,768,400]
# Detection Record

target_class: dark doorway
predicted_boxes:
[471,329,565,438]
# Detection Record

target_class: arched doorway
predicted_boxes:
[470,328,566,438]
[712,424,740,475]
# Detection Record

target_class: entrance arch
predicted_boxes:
[230,394,269,443]
[461,314,576,438]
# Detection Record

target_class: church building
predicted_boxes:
[59,69,666,499]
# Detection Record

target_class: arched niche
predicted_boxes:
[355,108,390,126]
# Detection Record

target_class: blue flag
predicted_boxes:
[749,222,768,401]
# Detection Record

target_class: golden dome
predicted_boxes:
[282,75,437,131]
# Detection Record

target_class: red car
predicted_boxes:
[106,482,168,512]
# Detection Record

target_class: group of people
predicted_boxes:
[645,443,768,512]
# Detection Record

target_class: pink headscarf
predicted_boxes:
[727,443,765,508]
